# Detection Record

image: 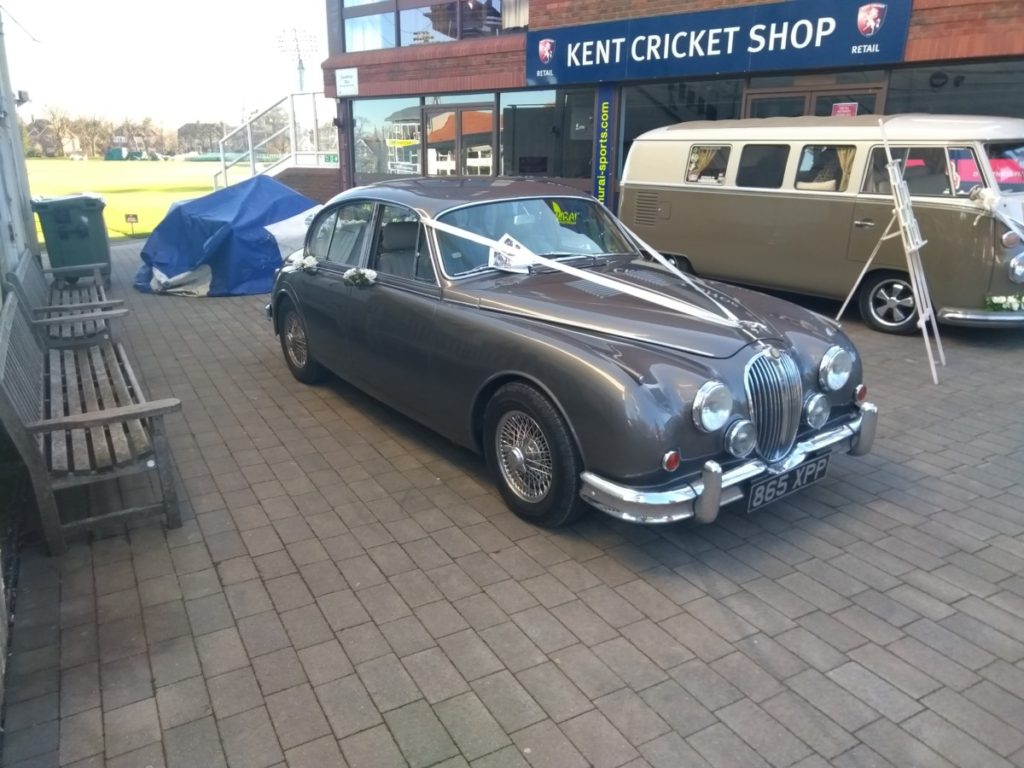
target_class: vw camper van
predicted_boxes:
[619,115,1024,333]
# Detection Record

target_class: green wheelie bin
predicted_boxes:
[32,193,112,284]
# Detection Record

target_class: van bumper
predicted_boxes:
[580,403,877,525]
[938,307,1024,327]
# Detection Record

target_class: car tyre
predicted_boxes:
[859,271,918,334]
[279,300,326,384]
[483,382,588,528]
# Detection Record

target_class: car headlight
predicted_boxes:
[725,420,757,458]
[804,393,831,429]
[1009,253,1024,284]
[819,346,852,392]
[692,381,733,433]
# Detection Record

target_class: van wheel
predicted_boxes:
[859,272,918,334]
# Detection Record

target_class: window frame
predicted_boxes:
[793,144,857,193]
[684,144,731,186]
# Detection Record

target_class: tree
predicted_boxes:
[44,106,72,156]
[71,116,111,157]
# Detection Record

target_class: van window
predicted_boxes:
[795,145,856,192]
[736,145,789,189]
[865,147,960,197]
[686,145,730,185]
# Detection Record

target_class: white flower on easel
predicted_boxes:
[343,268,377,287]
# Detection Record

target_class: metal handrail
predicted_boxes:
[213,92,338,189]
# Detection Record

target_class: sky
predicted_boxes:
[3,0,329,128]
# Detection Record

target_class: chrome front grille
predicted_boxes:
[744,348,803,463]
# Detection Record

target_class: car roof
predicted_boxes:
[634,114,1024,143]
[324,177,596,217]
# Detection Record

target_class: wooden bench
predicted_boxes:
[0,293,182,555]
[4,254,128,348]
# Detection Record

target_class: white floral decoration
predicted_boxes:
[343,268,377,287]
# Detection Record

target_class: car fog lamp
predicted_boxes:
[854,384,868,404]
[804,393,831,429]
[662,450,681,472]
[1002,230,1022,249]
[1009,254,1024,284]
[819,346,852,392]
[725,420,757,458]
[692,381,733,433]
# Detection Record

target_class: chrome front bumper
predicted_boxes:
[938,307,1024,327]
[580,402,878,525]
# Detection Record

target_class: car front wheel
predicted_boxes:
[483,382,588,528]
[859,272,918,334]
[279,300,326,384]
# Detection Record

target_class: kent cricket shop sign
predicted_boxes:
[527,0,911,86]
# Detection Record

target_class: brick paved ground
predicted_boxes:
[4,241,1024,768]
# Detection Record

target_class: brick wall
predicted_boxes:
[322,0,1024,94]
[323,35,525,99]
[273,168,344,204]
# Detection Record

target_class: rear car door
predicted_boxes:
[295,201,375,379]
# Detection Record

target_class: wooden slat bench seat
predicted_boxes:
[4,254,127,348]
[0,293,181,555]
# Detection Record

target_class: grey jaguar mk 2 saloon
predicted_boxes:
[267,178,877,527]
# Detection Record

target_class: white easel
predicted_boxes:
[836,120,946,384]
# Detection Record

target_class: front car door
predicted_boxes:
[848,145,993,310]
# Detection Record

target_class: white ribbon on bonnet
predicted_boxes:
[420,215,748,332]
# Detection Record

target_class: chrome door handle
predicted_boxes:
[854,219,876,228]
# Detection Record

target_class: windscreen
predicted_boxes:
[436,197,635,277]
[985,142,1024,192]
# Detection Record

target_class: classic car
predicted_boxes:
[266,178,877,527]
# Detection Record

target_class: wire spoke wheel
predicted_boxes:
[495,410,553,503]
[284,313,308,369]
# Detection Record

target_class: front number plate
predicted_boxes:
[748,455,830,512]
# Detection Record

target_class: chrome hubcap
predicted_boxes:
[871,280,915,326]
[284,314,308,368]
[496,410,553,503]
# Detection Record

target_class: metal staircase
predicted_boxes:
[213,92,339,189]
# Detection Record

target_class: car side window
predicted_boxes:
[795,145,856,192]
[307,211,338,261]
[866,147,956,197]
[736,145,790,189]
[325,203,374,266]
[373,204,434,284]
[686,145,730,185]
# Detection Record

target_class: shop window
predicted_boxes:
[352,97,421,185]
[887,61,1024,120]
[499,89,594,179]
[344,13,396,51]
[736,145,789,189]
[795,145,856,192]
[341,0,527,52]
[620,80,743,170]
[685,145,730,185]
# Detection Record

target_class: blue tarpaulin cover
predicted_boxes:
[134,175,316,296]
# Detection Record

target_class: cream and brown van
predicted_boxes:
[619,114,1024,333]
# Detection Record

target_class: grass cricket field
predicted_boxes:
[26,158,254,242]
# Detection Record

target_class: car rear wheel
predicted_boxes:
[859,272,918,334]
[483,382,588,528]
[279,301,326,384]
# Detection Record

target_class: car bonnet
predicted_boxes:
[450,262,826,359]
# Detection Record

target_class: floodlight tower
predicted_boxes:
[276,27,318,91]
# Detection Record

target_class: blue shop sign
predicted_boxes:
[527,0,911,86]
